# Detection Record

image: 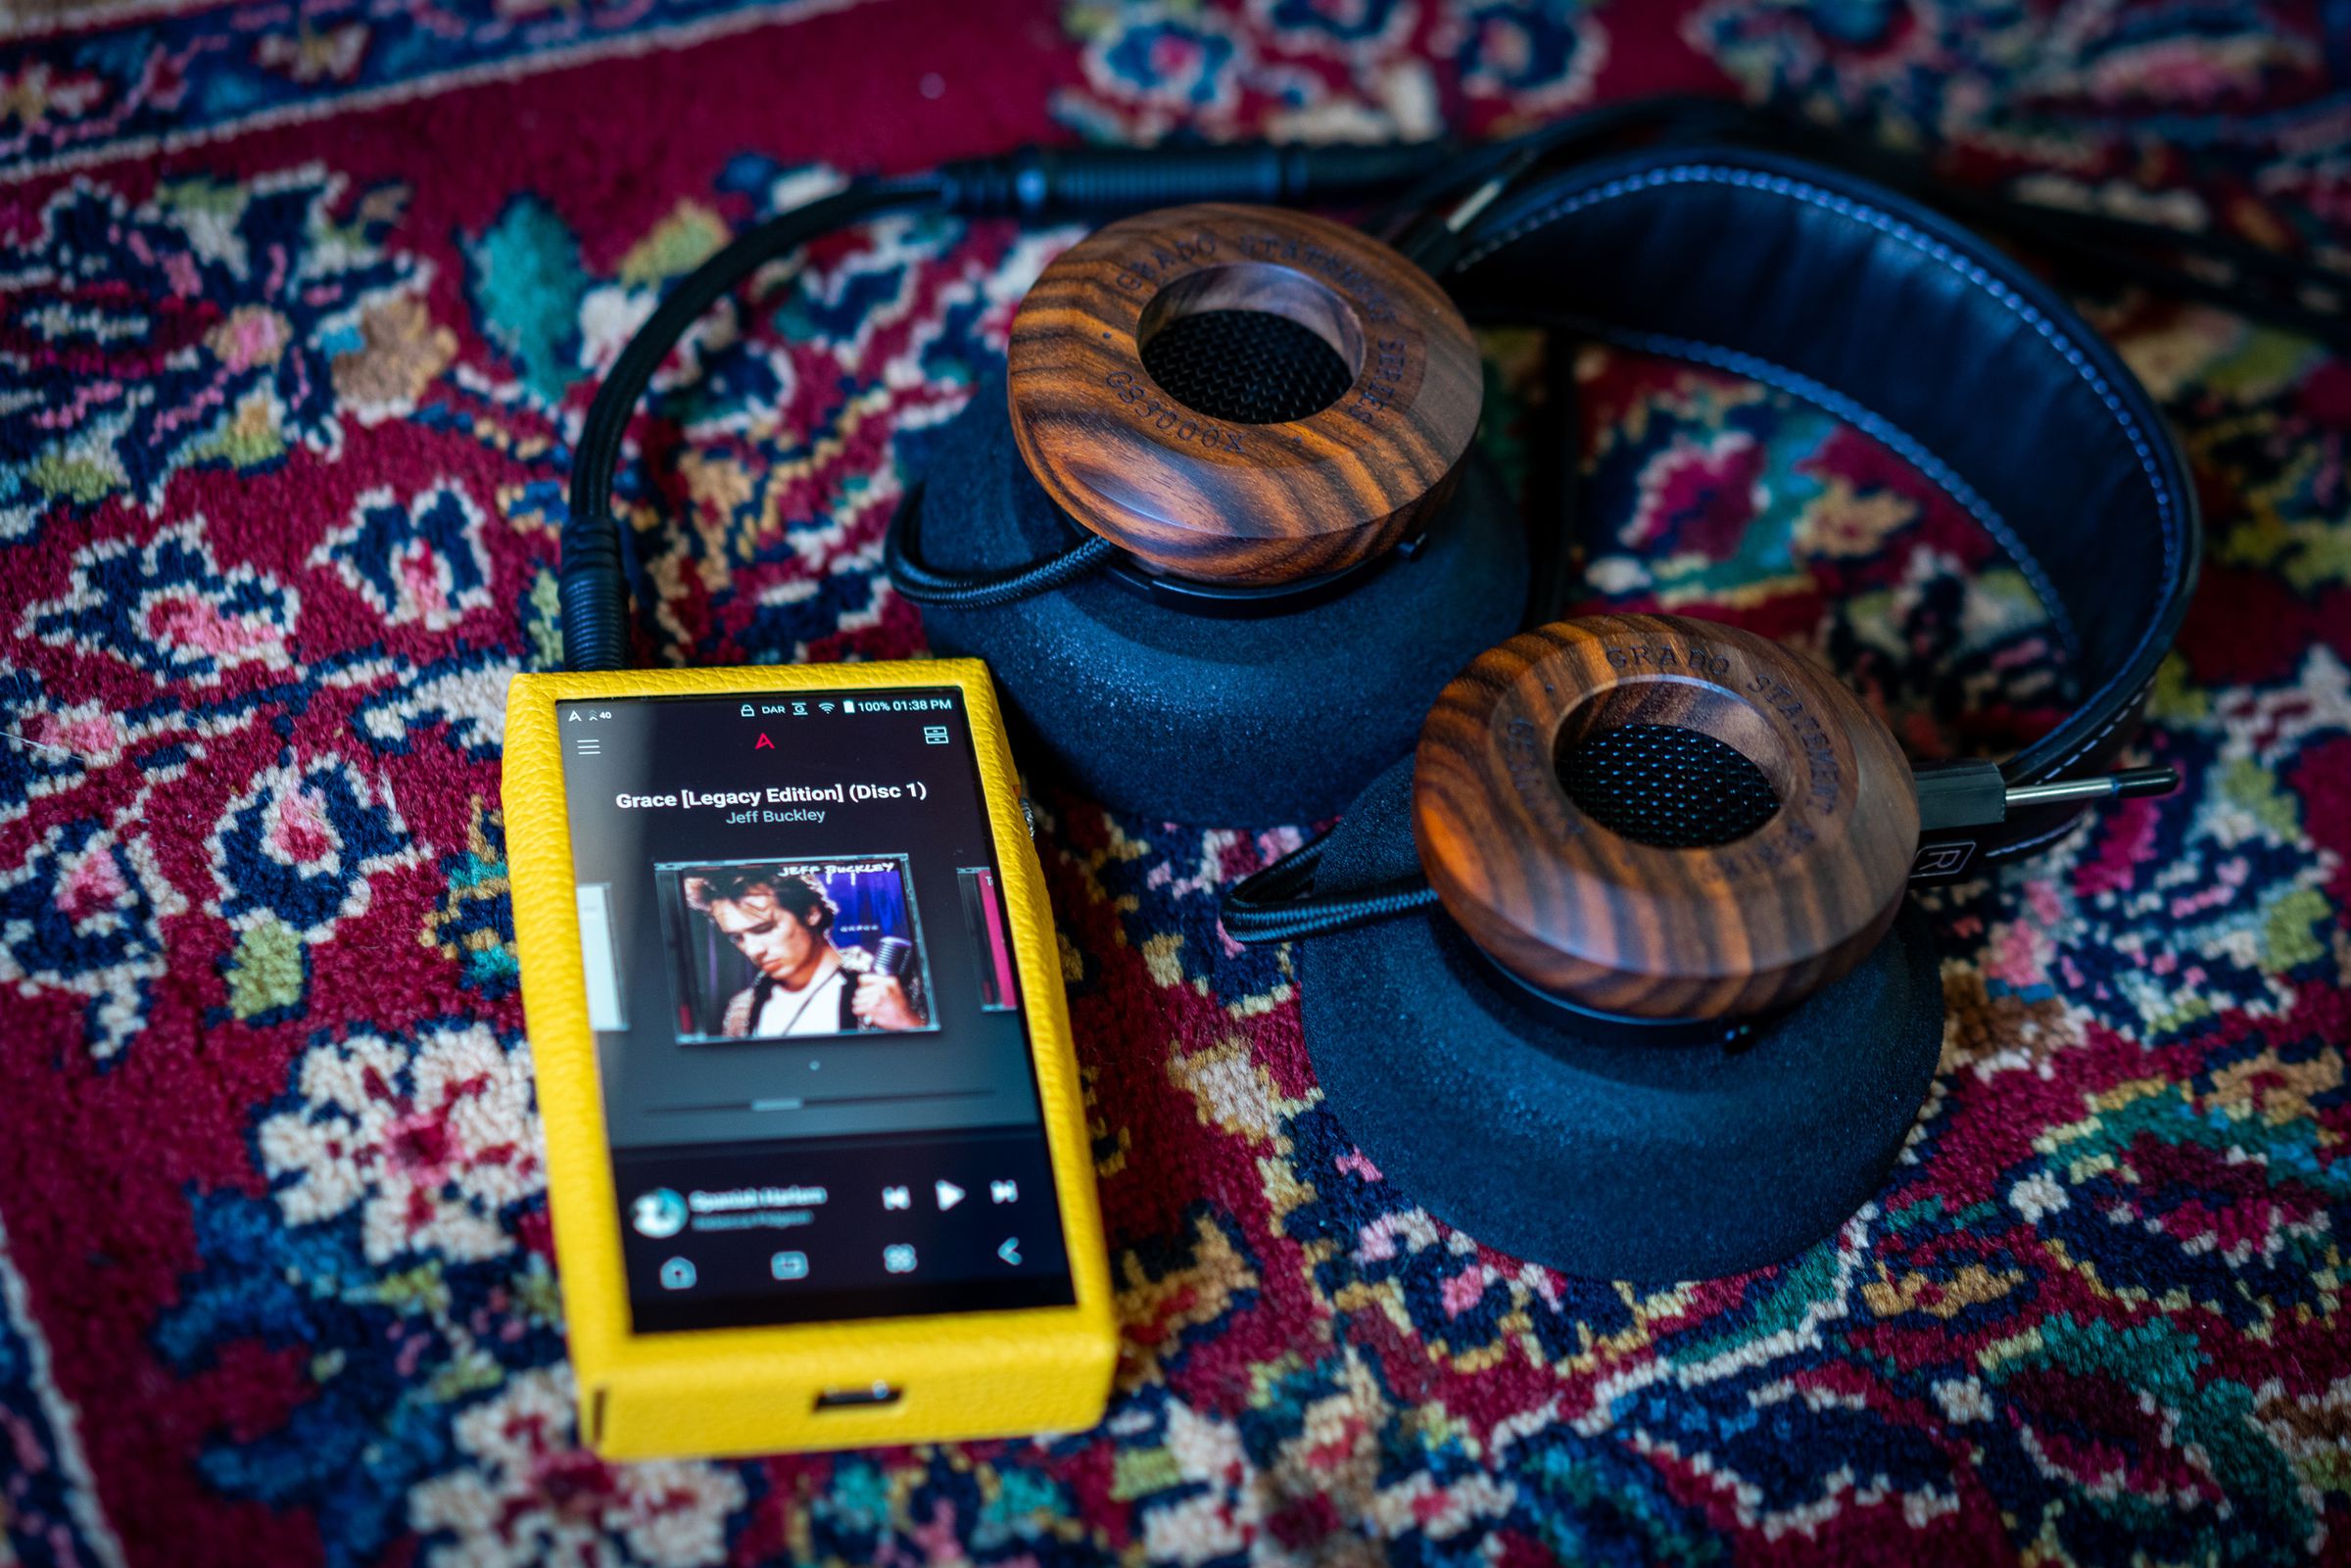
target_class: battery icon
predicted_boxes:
[842,700,855,713]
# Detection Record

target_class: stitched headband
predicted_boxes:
[1449,146,2201,868]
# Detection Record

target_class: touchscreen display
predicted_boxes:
[555,688,1074,1333]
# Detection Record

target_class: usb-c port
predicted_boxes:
[814,1382,902,1411]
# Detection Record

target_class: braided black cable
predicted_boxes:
[882,482,1116,609]
[1221,833,1438,945]
[562,178,943,671]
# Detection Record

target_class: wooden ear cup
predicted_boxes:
[1005,204,1482,586]
[900,374,1528,825]
[1412,614,1921,1021]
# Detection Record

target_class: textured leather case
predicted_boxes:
[503,660,1114,1459]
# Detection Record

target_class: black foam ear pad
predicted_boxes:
[1298,756,1945,1282]
[908,379,1527,825]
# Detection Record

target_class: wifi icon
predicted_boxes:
[818,701,836,714]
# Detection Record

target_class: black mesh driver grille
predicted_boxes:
[1139,309,1354,424]
[1556,725,1780,849]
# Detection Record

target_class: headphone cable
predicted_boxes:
[563,178,945,673]
[1221,834,1436,945]
[561,145,1457,671]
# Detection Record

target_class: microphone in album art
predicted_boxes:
[852,933,923,1033]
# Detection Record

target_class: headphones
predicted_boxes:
[558,97,2330,1279]
[1207,136,2205,1277]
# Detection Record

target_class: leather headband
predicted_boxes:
[1448,146,2201,870]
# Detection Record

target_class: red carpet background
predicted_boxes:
[2,1,2348,1564]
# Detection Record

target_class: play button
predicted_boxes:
[934,1179,965,1212]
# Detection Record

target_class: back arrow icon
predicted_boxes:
[996,1237,1021,1266]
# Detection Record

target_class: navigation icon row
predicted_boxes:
[655,1242,1023,1291]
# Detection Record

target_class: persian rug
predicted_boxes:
[2,1,2347,1563]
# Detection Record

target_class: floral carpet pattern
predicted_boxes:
[2,1,2348,1564]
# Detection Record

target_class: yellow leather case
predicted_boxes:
[503,660,1114,1459]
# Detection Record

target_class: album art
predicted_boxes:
[655,856,936,1042]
